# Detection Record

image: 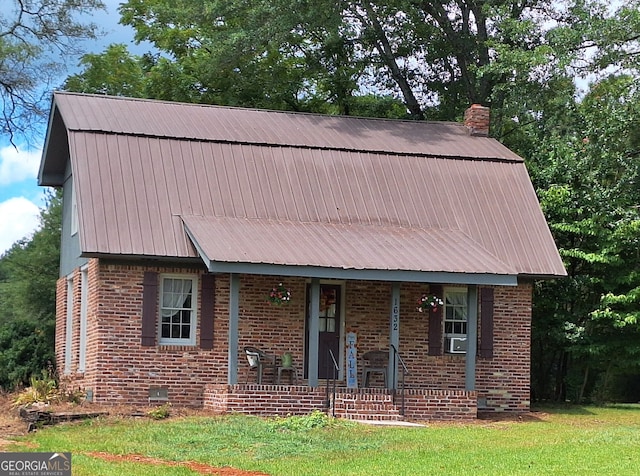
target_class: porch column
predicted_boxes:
[307,278,321,387]
[228,273,240,385]
[388,282,401,388]
[465,285,478,390]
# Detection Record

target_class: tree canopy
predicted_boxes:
[0,191,61,389]
[113,0,640,122]
[0,0,105,143]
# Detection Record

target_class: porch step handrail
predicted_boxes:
[390,344,409,416]
[326,349,339,417]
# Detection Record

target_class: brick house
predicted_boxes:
[38,92,565,421]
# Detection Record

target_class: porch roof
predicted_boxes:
[182,215,518,285]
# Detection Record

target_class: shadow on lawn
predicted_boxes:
[532,403,596,416]
[534,402,640,416]
[477,411,547,422]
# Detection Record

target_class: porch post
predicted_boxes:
[465,285,478,390]
[389,282,401,389]
[228,273,240,385]
[308,278,321,387]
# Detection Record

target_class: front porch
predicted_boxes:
[203,384,477,422]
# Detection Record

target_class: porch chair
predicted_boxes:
[244,346,277,384]
[276,352,299,385]
[361,350,388,388]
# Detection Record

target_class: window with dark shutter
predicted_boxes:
[141,271,158,346]
[200,274,215,349]
[479,287,494,358]
[428,285,443,356]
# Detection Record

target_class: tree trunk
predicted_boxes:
[555,350,569,402]
[578,365,589,404]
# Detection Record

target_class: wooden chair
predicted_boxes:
[361,350,388,387]
[244,346,276,384]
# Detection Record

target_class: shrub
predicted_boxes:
[147,403,172,420]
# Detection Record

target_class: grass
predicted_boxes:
[6,405,640,475]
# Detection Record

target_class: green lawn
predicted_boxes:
[7,405,640,475]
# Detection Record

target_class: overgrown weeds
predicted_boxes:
[146,403,172,420]
[266,410,348,432]
[12,369,85,407]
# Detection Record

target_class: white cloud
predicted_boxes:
[0,145,42,185]
[0,197,41,255]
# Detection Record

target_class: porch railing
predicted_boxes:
[390,344,409,416]
[325,349,339,417]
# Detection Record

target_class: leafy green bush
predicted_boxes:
[0,318,55,391]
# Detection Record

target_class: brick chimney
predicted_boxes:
[464,104,490,137]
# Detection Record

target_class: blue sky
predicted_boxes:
[0,0,148,255]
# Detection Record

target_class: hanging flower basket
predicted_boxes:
[268,283,291,305]
[417,294,443,313]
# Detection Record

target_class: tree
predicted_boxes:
[0,191,61,390]
[64,44,149,97]
[524,75,640,402]
[116,0,640,125]
[0,0,105,144]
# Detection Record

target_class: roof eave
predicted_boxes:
[518,272,568,281]
[203,260,518,286]
[38,97,70,187]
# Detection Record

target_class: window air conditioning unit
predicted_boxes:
[448,337,467,354]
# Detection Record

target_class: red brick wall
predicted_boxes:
[203,385,477,421]
[342,281,531,412]
[476,284,532,411]
[204,384,327,416]
[55,261,531,413]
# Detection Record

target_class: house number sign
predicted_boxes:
[346,331,358,388]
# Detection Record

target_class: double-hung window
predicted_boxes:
[444,287,468,354]
[159,275,197,345]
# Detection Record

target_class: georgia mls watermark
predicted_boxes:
[0,453,71,476]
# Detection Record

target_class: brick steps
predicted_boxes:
[332,391,403,421]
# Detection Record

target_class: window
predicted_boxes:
[78,266,88,372]
[159,276,197,345]
[444,287,468,353]
[64,276,74,374]
[70,185,78,236]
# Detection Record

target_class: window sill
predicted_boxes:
[157,344,197,352]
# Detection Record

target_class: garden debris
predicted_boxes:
[19,406,108,432]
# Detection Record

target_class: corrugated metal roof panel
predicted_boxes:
[182,216,516,275]
[67,128,566,277]
[53,91,521,161]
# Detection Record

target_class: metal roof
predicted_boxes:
[182,215,515,273]
[39,92,566,280]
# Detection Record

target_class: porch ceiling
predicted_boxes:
[182,215,518,285]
